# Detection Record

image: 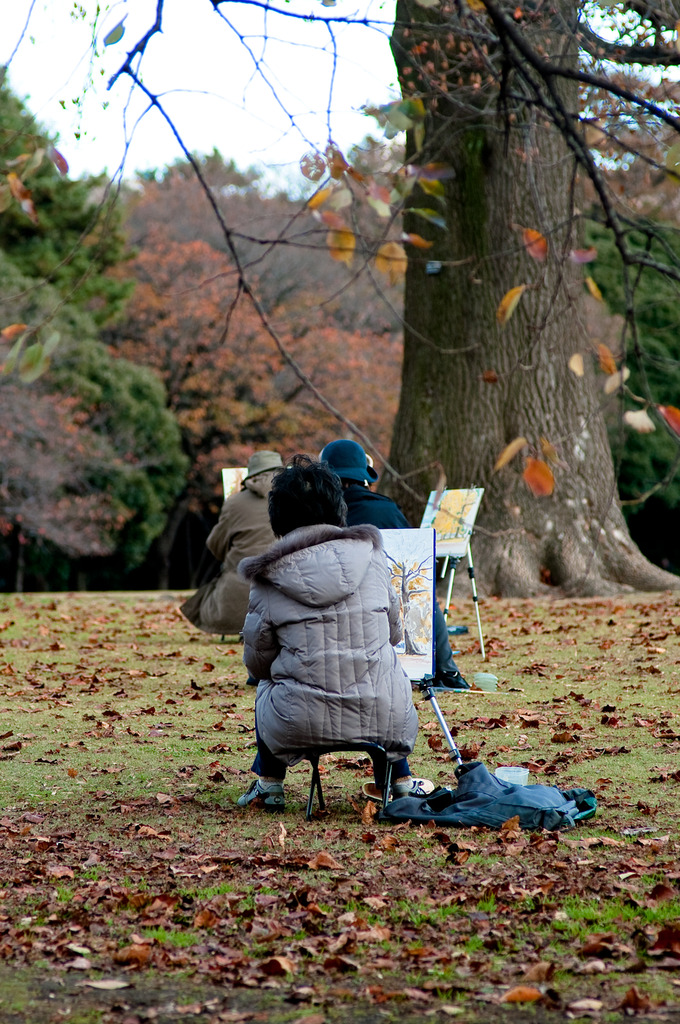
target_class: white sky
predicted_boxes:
[2,0,400,187]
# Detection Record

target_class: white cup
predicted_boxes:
[494,766,529,785]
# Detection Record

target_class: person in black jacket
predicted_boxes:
[319,440,469,692]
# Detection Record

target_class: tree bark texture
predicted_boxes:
[387,0,678,596]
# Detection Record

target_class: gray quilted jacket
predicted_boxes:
[238,523,418,765]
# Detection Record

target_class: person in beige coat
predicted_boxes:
[180,450,282,637]
[236,455,433,812]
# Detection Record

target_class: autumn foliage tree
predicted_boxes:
[104,205,402,585]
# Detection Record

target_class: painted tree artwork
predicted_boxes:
[420,489,484,558]
[380,528,435,680]
[221,468,247,501]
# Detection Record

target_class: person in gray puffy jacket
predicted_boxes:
[236,454,432,811]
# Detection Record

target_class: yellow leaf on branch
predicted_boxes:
[307,188,332,210]
[326,229,355,266]
[585,276,603,301]
[375,241,407,284]
[496,285,526,326]
[540,437,559,464]
[493,436,527,471]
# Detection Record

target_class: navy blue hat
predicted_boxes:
[320,440,378,483]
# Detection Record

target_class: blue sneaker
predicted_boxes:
[237,779,285,811]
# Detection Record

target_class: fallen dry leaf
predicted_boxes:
[307,850,342,870]
[501,985,543,1003]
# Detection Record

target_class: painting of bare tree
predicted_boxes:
[380,528,435,680]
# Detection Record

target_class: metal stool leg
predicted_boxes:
[306,755,326,820]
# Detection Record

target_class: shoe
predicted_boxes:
[447,625,469,635]
[362,777,435,803]
[432,671,470,692]
[237,778,285,811]
[392,776,435,799]
[246,676,258,687]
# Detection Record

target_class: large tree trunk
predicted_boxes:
[387,0,678,596]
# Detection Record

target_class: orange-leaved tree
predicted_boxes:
[104,222,401,584]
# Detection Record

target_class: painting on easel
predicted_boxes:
[221,468,247,500]
[380,528,436,681]
[420,488,484,557]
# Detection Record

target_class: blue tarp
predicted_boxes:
[381,760,597,830]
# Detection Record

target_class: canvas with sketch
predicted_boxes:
[380,528,436,681]
[221,467,247,500]
[420,488,484,557]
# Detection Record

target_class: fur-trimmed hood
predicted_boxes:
[239,523,383,608]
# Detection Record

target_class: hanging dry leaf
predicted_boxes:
[320,210,348,231]
[326,229,355,266]
[585,276,603,301]
[540,437,559,464]
[570,247,597,263]
[300,151,326,182]
[496,285,527,326]
[402,232,433,249]
[307,187,332,210]
[603,367,630,394]
[523,458,554,497]
[1,323,27,342]
[658,405,680,436]
[375,241,407,284]
[494,437,528,471]
[329,186,352,210]
[103,17,127,46]
[522,228,548,261]
[326,144,349,179]
[623,409,655,433]
[598,343,617,375]
[367,181,393,218]
[48,145,69,176]
[7,172,38,224]
[568,352,584,377]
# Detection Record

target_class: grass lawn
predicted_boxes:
[0,588,679,1023]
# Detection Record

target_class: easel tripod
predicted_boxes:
[439,542,486,660]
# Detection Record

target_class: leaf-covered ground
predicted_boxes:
[0,589,680,1024]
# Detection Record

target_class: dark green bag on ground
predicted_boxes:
[381,761,596,830]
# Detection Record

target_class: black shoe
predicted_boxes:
[246,676,258,687]
[447,625,469,636]
[432,671,470,692]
